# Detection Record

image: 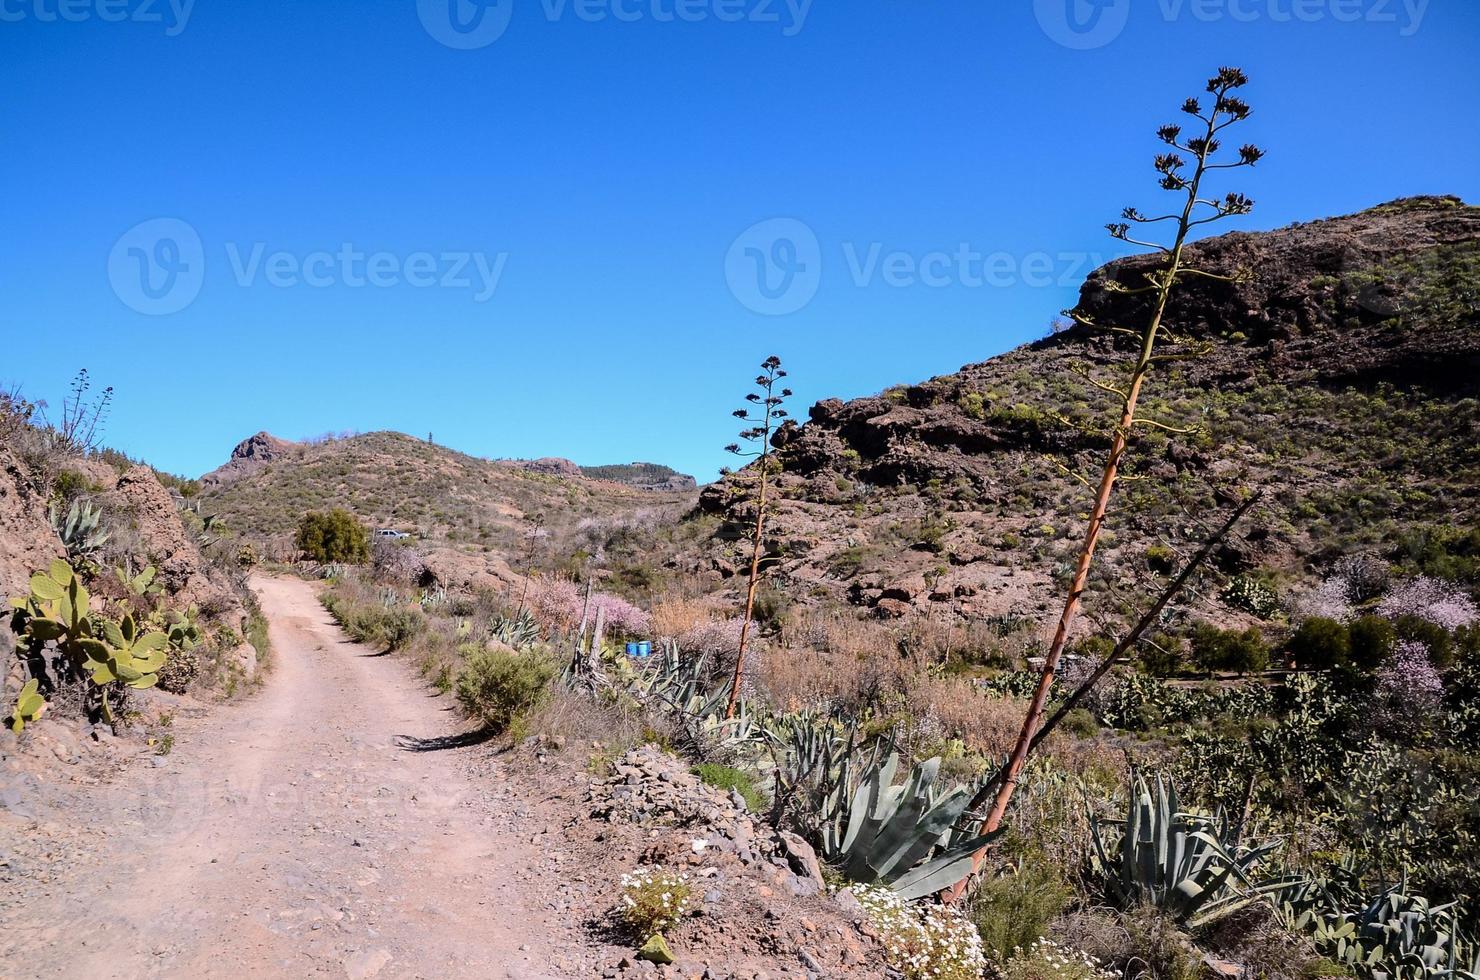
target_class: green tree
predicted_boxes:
[296,509,370,563]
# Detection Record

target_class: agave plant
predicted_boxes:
[49,498,110,565]
[765,711,861,833]
[1089,770,1290,928]
[825,751,1002,901]
[1277,871,1480,980]
[490,610,543,650]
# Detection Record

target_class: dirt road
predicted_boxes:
[2,575,571,979]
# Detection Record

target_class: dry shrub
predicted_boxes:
[1204,905,1332,980]
[752,607,927,711]
[372,539,427,584]
[905,674,1031,759]
[757,642,920,713]
[1053,906,1203,980]
[519,684,657,757]
[650,596,716,639]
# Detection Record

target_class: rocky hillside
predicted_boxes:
[0,437,262,707]
[198,431,696,562]
[690,196,1480,626]
[506,457,697,491]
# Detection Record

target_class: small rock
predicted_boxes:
[637,934,676,965]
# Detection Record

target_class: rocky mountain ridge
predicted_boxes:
[690,196,1480,627]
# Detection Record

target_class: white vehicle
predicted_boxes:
[373,529,410,540]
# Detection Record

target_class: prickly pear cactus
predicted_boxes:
[8,679,47,733]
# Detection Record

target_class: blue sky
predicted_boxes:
[3,0,1477,481]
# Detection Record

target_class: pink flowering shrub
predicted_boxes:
[1292,575,1357,624]
[1375,577,1479,632]
[526,575,651,637]
[1372,640,1446,738]
[590,593,652,637]
[529,576,582,631]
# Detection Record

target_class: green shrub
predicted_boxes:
[381,608,425,652]
[1347,615,1395,670]
[454,645,556,732]
[1190,624,1270,675]
[1145,545,1177,575]
[692,763,767,811]
[969,854,1073,962]
[296,509,370,563]
[1288,617,1349,670]
[1137,632,1184,677]
[617,866,693,941]
[1061,709,1100,738]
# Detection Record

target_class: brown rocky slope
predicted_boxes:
[689,196,1480,627]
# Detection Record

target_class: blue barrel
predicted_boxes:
[625,642,639,657]
[636,641,652,658]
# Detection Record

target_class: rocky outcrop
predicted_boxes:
[1071,194,1480,390]
[98,467,241,614]
[199,431,296,487]
[573,745,885,976]
[420,547,521,595]
[506,457,584,478]
[0,445,65,601]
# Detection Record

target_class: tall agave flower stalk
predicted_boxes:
[722,356,791,720]
[947,67,1265,900]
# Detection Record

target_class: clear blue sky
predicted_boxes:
[3,0,1477,481]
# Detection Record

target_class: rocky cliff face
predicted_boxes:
[692,197,1480,626]
[199,431,297,487]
